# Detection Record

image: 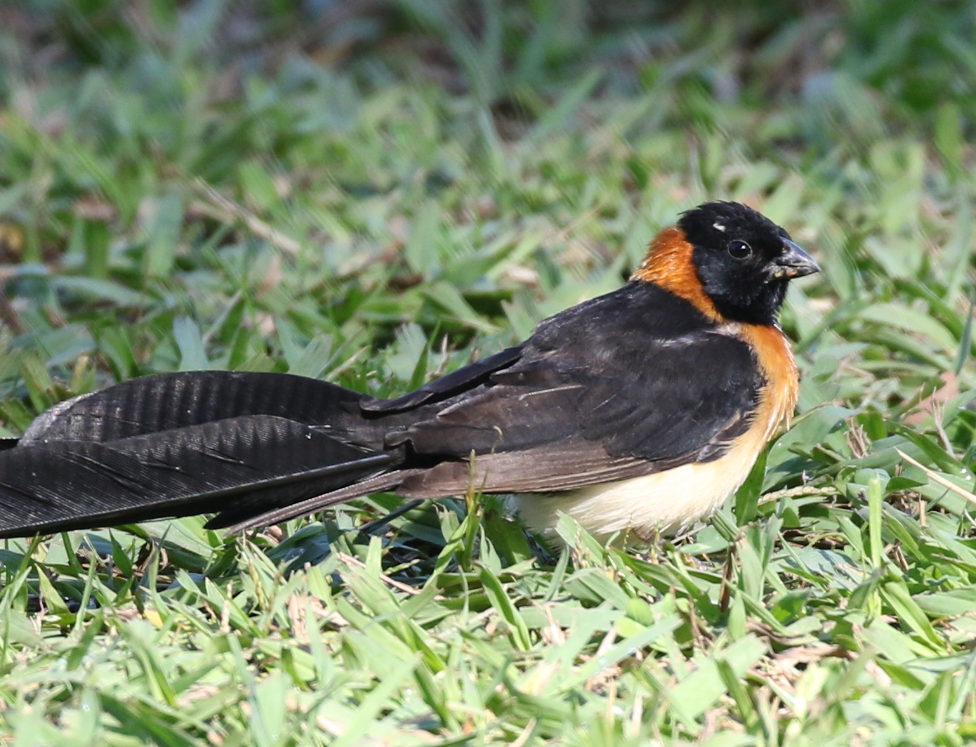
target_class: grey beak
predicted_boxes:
[769,239,820,280]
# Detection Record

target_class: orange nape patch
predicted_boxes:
[631,226,721,320]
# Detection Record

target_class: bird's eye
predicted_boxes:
[727,240,752,260]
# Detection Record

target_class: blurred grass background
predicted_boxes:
[2,1,976,744]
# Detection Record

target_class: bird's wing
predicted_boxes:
[389,283,762,495]
[361,345,525,413]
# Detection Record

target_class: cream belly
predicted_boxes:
[513,434,761,544]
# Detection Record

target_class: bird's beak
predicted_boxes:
[768,239,820,280]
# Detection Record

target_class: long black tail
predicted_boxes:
[0,372,404,539]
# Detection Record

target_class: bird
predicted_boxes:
[0,201,819,545]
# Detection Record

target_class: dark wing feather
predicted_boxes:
[361,345,524,413]
[386,375,585,453]
[0,416,399,538]
[397,439,655,498]
[575,333,757,461]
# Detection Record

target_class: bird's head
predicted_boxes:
[635,201,820,326]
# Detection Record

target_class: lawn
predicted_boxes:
[2,1,976,744]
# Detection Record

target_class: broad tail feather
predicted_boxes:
[21,370,366,444]
[0,371,403,539]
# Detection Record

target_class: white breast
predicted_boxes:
[513,432,763,545]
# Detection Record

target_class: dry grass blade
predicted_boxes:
[896,448,976,505]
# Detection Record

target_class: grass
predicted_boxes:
[2,0,976,744]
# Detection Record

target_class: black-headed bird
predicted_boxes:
[0,201,819,544]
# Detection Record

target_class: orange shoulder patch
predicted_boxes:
[631,226,721,320]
